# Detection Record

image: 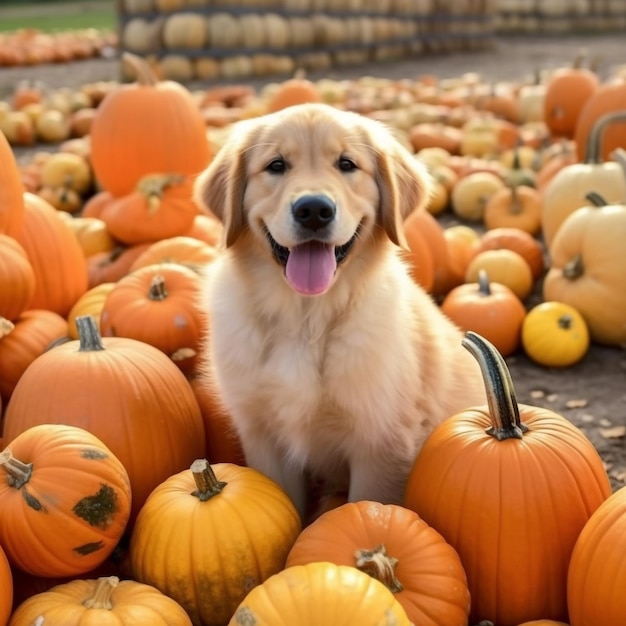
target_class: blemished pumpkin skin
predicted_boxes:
[15,192,89,318]
[0,309,68,404]
[0,128,25,238]
[541,111,626,249]
[228,562,412,626]
[100,263,206,375]
[0,234,35,322]
[0,424,131,578]
[567,486,626,626]
[404,332,611,626]
[285,501,470,626]
[0,545,12,626]
[100,174,200,246]
[8,576,193,626]
[89,53,211,198]
[2,315,206,525]
[129,459,301,626]
[522,302,590,368]
[441,270,526,357]
[543,192,626,346]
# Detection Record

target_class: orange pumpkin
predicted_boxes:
[0,309,68,405]
[0,424,131,577]
[100,263,206,375]
[473,226,545,281]
[86,243,151,289]
[0,128,25,237]
[2,315,206,523]
[285,501,471,626]
[89,52,211,197]
[15,193,88,317]
[129,235,220,274]
[404,331,611,626]
[0,545,11,626]
[483,184,542,236]
[567,486,626,626]
[80,190,114,219]
[441,270,526,356]
[183,213,223,247]
[100,174,199,245]
[8,576,193,626]
[0,235,35,322]
[574,79,626,162]
[543,59,599,138]
[266,72,321,113]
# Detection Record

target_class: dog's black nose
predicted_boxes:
[292,195,336,232]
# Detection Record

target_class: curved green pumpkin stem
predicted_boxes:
[584,111,626,164]
[462,331,528,440]
[0,448,33,490]
[75,315,105,352]
[191,458,227,501]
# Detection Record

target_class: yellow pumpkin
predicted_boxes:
[522,302,590,368]
[228,562,412,626]
[451,171,505,222]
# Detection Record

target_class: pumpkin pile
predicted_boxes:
[1,47,626,626]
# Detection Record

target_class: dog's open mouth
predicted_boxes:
[266,227,359,295]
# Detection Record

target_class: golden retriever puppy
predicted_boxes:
[194,103,485,518]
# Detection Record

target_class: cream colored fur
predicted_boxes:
[194,103,485,518]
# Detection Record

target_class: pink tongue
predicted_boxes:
[286,241,337,295]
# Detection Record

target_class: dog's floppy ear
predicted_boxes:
[374,132,432,249]
[193,129,249,248]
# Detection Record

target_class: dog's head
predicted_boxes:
[194,103,431,296]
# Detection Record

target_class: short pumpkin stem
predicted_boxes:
[0,448,33,490]
[355,545,403,593]
[585,191,608,207]
[137,174,185,215]
[122,52,158,86]
[0,317,14,339]
[83,576,119,610]
[190,459,227,501]
[563,254,584,280]
[75,315,106,352]
[149,275,168,301]
[462,331,527,440]
[477,269,491,296]
[559,315,574,330]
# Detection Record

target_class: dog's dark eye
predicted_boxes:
[338,157,357,173]
[265,158,287,174]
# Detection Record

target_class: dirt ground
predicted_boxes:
[2,34,626,490]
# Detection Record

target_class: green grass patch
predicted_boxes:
[0,3,115,33]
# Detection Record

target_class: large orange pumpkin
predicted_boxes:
[89,52,211,197]
[2,315,206,523]
[567,486,626,625]
[0,235,35,322]
[404,331,611,626]
[574,79,626,162]
[0,128,25,237]
[0,424,131,578]
[0,545,11,626]
[285,501,470,626]
[15,192,88,317]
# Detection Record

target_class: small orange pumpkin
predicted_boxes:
[483,184,542,236]
[266,71,321,113]
[129,235,220,274]
[0,235,35,322]
[285,501,471,626]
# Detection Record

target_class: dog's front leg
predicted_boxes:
[242,439,308,520]
[347,454,411,506]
